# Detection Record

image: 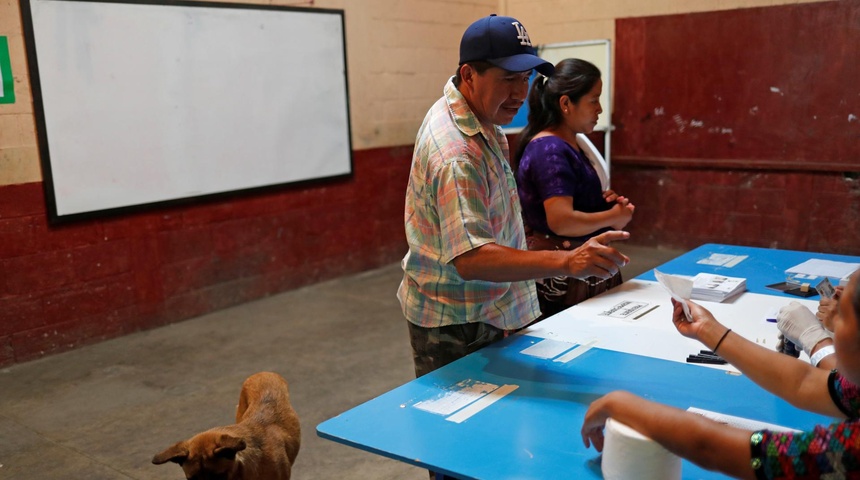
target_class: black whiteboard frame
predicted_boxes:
[20,0,353,224]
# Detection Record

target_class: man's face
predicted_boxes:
[465,66,531,127]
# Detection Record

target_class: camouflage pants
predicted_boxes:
[407,321,507,378]
[407,321,509,480]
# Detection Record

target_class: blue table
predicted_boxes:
[318,334,830,479]
[638,243,858,295]
[318,244,858,479]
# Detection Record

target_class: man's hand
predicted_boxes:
[564,230,630,280]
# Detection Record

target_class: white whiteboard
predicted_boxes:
[22,0,351,221]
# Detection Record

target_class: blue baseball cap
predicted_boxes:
[459,14,554,76]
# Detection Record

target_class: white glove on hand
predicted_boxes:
[777,301,832,356]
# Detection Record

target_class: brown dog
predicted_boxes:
[152,372,301,480]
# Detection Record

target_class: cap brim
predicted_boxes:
[488,54,554,76]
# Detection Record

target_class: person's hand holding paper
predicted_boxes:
[654,269,692,321]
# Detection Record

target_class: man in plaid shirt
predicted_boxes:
[398,14,630,379]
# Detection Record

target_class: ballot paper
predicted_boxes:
[696,253,748,268]
[691,273,747,302]
[653,269,692,321]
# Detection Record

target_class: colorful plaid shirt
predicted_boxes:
[397,78,540,330]
[750,370,860,479]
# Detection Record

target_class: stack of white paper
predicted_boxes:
[691,273,746,302]
[786,259,860,279]
[785,259,859,288]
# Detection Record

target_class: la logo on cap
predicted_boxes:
[512,22,532,47]
[458,14,554,76]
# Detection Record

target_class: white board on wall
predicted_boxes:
[21,0,351,222]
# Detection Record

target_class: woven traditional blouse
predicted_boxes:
[750,370,860,479]
[515,135,610,242]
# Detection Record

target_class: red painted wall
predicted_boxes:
[0,147,411,367]
[611,166,859,254]
[610,2,860,253]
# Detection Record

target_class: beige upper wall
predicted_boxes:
[507,0,831,45]
[0,0,830,186]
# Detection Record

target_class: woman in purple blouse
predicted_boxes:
[514,59,635,318]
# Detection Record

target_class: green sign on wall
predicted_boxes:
[0,36,15,104]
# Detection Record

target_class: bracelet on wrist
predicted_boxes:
[810,345,836,367]
[713,328,732,354]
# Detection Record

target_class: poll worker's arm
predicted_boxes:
[810,339,837,370]
[543,197,635,236]
[672,299,843,418]
[582,391,756,479]
[452,230,630,283]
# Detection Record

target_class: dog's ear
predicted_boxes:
[214,433,246,460]
[152,441,189,465]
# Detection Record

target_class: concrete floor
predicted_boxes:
[0,244,682,480]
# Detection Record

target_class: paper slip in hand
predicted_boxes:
[654,269,692,321]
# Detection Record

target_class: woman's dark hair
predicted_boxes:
[513,58,601,169]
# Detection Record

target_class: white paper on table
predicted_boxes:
[554,339,598,363]
[691,273,747,302]
[786,259,860,279]
[697,253,748,268]
[523,280,811,370]
[413,379,498,416]
[599,300,650,319]
[654,269,692,321]
[520,339,577,359]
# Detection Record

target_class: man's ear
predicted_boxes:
[152,441,189,465]
[459,63,476,86]
[214,434,247,460]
